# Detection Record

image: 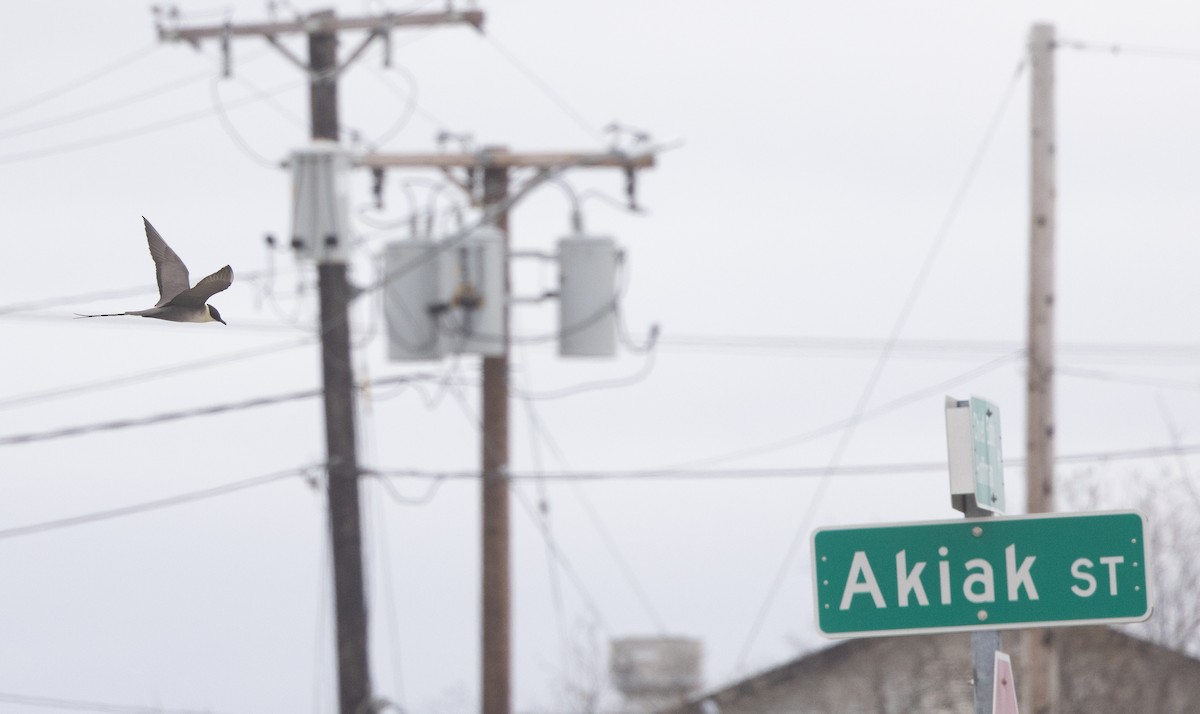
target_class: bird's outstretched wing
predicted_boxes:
[144,217,191,307]
[168,265,233,307]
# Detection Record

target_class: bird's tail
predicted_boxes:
[73,312,130,319]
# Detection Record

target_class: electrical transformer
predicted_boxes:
[558,234,619,358]
[383,240,443,361]
[437,225,506,357]
[290,142,351,263]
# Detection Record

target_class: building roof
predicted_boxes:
[660,627,1200,714]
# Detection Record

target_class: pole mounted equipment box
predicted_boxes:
[290,142,351,263]
[945,396,1006,514]
[384,240,444,361]
[438,225,506,358]
[558,234,619,358]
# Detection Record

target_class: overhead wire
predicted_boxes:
[663,349,1024,472]
[480,32,608,145]
[441,377,613,635]
[367,441,1200,482]
[0,466,312,541]
[1059,38,1200,61]
[0,67,213,142]
[0,691,245,714]
[0,43,160,120]
[0,266,290,316]
[659,333,1200,364]
[1058,364,1200,393]
[0,371,439,447]
[517,385,668,634]
[734,54,1028,671]
[513,349,572,671]
[355,393,409,709]
[1152,398,1200,512]
[0,336,315,411]
[312,487,335,714]
[519,345,657,401]
[210,76,289,169]
[0,77,303,165]
[362,61,421,149]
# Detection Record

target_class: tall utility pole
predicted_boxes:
[480,155,512,714]
[364,147,655,714]
[157,9,484,714]
[1025,22,1059,714]
[308,12,372,714]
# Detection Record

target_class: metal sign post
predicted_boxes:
[948,395,1005,713]
[810,397,1153,714]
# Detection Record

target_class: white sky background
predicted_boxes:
[2,1,1200,712]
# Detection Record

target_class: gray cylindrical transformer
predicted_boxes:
[384,240,443,361]
[558,234,618,358]
[438,225,506,357]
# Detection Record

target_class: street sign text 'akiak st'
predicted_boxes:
[812,511,1151,638]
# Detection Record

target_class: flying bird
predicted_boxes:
[77,218,233,325]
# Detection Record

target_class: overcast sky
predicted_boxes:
[3,1,1200,712]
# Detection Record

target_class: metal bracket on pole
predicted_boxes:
[263,34,310,73]
[220,22,232,77]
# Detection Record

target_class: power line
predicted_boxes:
[367,442,1200,483]
[0,283,178,316]
[481,32,607,145]
[1059,364,1200,393]
[0,691,246,714]
[1059,38,1200,61]
[518,383,667,634]
[515,345,658,400]
[0,372,439,447]
[210,76,287,168]
[510,482,612,637]
[0,267,287,316]
[660,334,1200,363]
[0,78,302,165]
[667,350,1023,472]
[441,379,613,635]
[0,68,211,141]
[5,310,311,333]
[362,63,421,149]
[0,336,315,411]
[0,466,311,541]
[512,353,571,670]
[0,43,159,120]
[734,54,1028,671]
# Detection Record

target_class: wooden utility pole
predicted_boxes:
[480,154,512,714]
[308,12,372,714]
[365,146,654,714]
[157,8,484,714]
[1025,22,1059,714]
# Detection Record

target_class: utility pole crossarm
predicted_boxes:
[358,150,656,170]
[156,10,484,44]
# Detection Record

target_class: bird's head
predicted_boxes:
[207,304,226,325]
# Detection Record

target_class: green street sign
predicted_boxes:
[812,511,1151,638]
